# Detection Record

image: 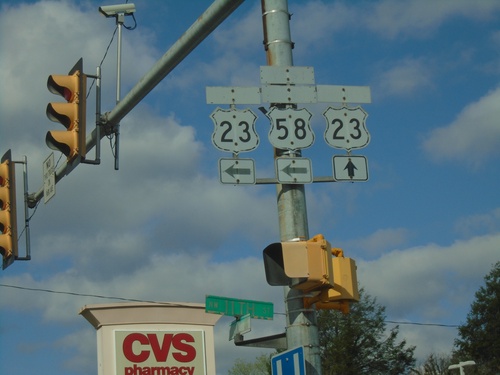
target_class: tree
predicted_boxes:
[228,352,273,375]
[453,261,500,374]
[410,353,452,375]
[228,288,415,374]
[317,288,416,375]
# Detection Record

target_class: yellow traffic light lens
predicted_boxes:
[46,102,78,129]
[47,75,79,102]
[0,210,10,233]
[0,234,13,257]
[63,88,72,101]
[46,130,77,158]
[0,188,8,211]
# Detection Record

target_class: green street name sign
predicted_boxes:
[205,295,274,320]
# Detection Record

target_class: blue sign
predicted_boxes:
[271,346,305,375]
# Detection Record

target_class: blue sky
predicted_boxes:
[1,0,500,374]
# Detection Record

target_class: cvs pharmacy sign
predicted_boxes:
[115,330,206,375]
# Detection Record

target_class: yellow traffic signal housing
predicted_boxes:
[46,58,86,161]
[332,256,359,301]
[0,150,18,269]
[304,256,360,313]
[263,234,334,292]
[263,234,360,312]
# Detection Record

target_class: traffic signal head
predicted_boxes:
[263,234,360,312]
[0,150,18,269]
[46,58,86,161]
[263,234,334,292]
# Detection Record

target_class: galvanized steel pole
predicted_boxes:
[261,0,322,373]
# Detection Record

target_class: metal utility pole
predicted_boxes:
[261,0,322,373]
[113,10,126,170]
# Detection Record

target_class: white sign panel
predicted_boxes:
[43,153,55,204]
[210,107,259,154]
[316,85,372,104]
[115,330,207,375]
[206,86,261,105]
[276,157,313,184]
[219,158,256,185]
[268,107,314,150]
[323,106,370,151]
[332,155,368,181]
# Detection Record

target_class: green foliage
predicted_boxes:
[317,288,416,375]
[228,289,418,374]
[228,352,273,375]
[453,261,500,374]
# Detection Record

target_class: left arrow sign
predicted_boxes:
[219,158,256,185]
[276,157,313,184]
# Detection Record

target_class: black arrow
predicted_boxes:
[281,164,308,177]
[225,164,252,178]
[344,158,357,179]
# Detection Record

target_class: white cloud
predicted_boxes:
[374,58,434,98]
[57,328,97,374]
[454,207,500,237]
[365,0,500,39]
[291,1,354,51]
[348,227,412,255]
[422,86,500,166]
[285,0,500,52]
[396,323,457,364]
[359,233,500,320]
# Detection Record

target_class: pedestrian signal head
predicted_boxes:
[263,234,360,313]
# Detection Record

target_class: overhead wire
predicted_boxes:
[0,283,186,307]
[86,25,118,99]
[0,283,460,328]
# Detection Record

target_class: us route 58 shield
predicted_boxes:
[323,106,369,151]
[268,107,314,150]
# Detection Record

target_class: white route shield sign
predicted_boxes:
[323,106,369,151]
[268,107,314,150]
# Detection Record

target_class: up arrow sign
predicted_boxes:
[332,155,368,182]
